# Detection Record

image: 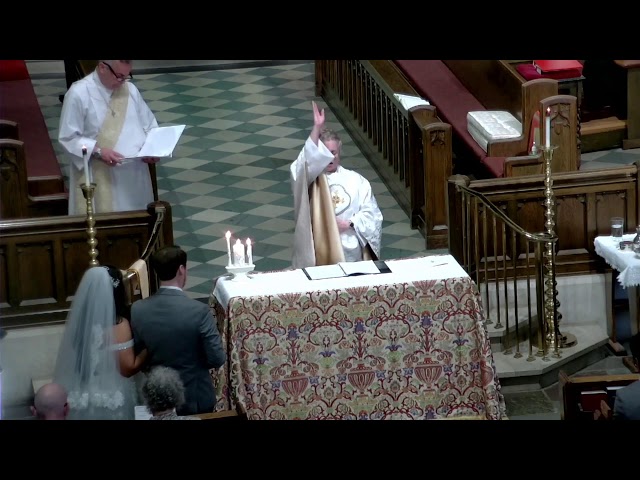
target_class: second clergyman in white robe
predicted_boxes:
[291,138,383,267]
[58,70,158,215]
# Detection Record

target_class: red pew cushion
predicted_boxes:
[0,60,30,81]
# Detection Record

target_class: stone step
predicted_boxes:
[493,324,610,389]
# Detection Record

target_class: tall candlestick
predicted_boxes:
[233,239,245,266]
[246,238,252,265]
[82,145,90,187]
[225,231,232,266]
[545,107,551,149]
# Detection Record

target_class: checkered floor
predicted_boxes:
[31,62,430,299]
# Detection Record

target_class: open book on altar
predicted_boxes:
[123,124,186,160]
[303,260,391,281]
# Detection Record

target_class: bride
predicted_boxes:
[54,265,147,420]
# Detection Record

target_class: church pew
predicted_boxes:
[0,135,68,219]
[0,62,68,208]
[616,60,640,150]
[447,161,640,279]
[0,119,19,139]
[559,370,639,420]
[394,60,579,178]
[314,61,576,249]
[0,201,174,330]
[443,60,579,170]
[506,60,638,153]
[315,59,452,249]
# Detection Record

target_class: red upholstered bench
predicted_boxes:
[0,60,30,81]
[393,60,512,177]
[0,60,67,201]
[515,63,583,81]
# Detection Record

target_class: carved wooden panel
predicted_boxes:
[61,239,93,298]
[556,196,588,252]
[596,190,631,234]
[97,233,144,267]
[15,241,56,305]
[0,141,28,219]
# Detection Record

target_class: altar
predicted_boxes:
[209,255,507,420]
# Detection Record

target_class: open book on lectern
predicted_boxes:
[303,260,391,281]
[123,124,186,160]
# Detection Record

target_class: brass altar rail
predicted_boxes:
[454,182,558,360]
[452,146,571,360]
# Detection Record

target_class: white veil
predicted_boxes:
[53,266,136,420]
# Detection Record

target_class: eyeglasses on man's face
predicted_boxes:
[101,61,133,81]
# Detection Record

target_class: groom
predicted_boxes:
[131,246,226,416]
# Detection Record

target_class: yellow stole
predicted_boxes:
[309,174,345,265]
[75,83,129,214]
[309,174,375,264]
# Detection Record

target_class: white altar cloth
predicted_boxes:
[213,254,468,309]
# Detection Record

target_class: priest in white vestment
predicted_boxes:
[58,60,160,215]
[291,101,383,269]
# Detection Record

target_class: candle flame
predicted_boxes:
[225,231,231,239]
[235,239,242,245]
[246,238,251,245]
[546,107,551,114]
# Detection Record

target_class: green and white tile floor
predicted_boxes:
[32,62,429,299]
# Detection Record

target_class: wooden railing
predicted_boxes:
[451,179,563,360]
[0,201,173,329]
[316,60,452,249]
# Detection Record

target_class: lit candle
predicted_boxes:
[225,231,232,266]
[545,107,551,149]
[82,145,90,187]
[246,238,252,265]
[233,239,245,266]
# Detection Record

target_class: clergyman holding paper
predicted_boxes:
[58,60,161,215]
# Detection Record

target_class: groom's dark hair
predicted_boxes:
[151,246,187,281]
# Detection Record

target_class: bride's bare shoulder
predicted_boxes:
[114,318,133,342]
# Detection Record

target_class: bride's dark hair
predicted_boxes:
[102,265,131,322]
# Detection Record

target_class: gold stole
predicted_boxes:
[309,174,374,264]
[75,84,129,214]
[309,174,345,265]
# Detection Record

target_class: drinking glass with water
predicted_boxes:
[611,216,624,240]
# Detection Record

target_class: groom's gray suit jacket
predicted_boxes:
[131,287,226,415]
[613,380,640,420]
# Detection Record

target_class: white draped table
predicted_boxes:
[594,234,640,338]
[209,254,507,420]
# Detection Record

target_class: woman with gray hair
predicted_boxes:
[142,366,200,420]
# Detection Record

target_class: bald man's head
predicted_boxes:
[31,383,69,420]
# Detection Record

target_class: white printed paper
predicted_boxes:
[125,124,186,159]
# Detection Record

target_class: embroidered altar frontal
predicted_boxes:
[212,258,506,420]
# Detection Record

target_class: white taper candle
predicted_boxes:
[225,231,232,266]
[545,107,551,149]
[233,239,245,266]
[82,145,90,186]
[246,238,252,265]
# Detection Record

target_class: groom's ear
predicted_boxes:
[30,406,37,417]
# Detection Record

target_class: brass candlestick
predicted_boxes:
[541,145,577,360]
[80,183,99,267]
